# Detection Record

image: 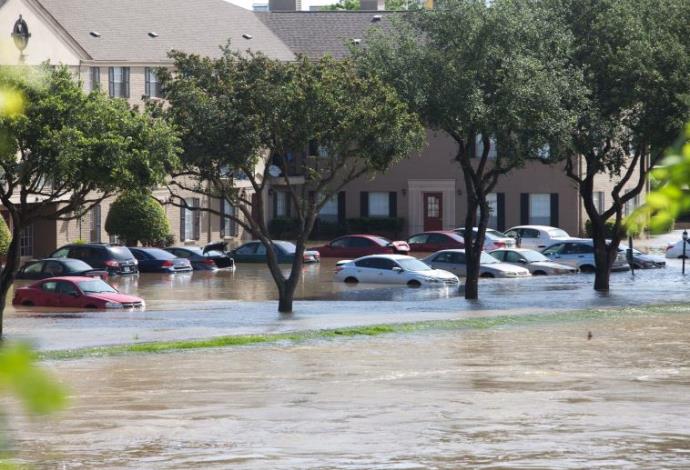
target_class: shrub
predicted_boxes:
[346,217,405,236]
[0,217,10,257]
[584,219,634,238]
[269,217,300,239]
[105,191,172,246]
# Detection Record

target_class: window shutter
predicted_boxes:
[360,192,369,217]
[144,67,150,98]
[388,191,397,218]
[123,67,130,98]
[497,193,505,232]
[180,205,186,241]
[550,193,559,227]
[193,198,200,240]
[220,198,226,237]
[108,67,114,97]
[272,191,278,218]
[520,193,529,225]
[337,191,346,225]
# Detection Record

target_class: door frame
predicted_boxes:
[423,192,443,231]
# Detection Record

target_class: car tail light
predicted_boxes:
[335,266,345,273]
[104,260,119,268]
[161,260,174,267]
[494,241,506,248]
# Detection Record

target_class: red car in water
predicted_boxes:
[312,234,410,258]
[407,230,465,252]
[13,276,144,309]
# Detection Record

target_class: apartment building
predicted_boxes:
[0,0,642,259]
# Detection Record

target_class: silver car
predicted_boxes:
[541,238,630,272]
[423,249,530,278]
[489,248,577,275]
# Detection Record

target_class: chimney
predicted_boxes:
[268,0,302,11]
[359,0,385,10]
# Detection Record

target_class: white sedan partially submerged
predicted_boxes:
[334,254,460,288]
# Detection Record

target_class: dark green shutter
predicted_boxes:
[220,198,226,237]
[144,67,150,98]
[520,193,529,225]
[272,191,278,218]
[123,67,130,98]
[337,191,346,225]
[497,193,505,231]
[389,192,397,218]
[360,192,369,217]
[180,203,186,241]
[108,67,114,97]
[192,198,200,240]
[550,193,559,227]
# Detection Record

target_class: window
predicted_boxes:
[43,261,64,276]
[623,194,640,217]
[356,258,396,270]
[427,234,449,245]
[368,192,389,217]
[593,191,605,213]
[90,67,100,91]
[521,228,540,239]
[537,143,551,159]
[90,204,101,243]
[476,193,498,228]
[449,252,466,264]
[319,195,338,223]
[542,243,564,255]
[275,191,289,217]
[145,67,161,98]
[181,198,200,241]
[19,224,33,257]
[432,252,454,263]
[23,262,43,274]
[490,251,506,261]
[529,194,551,225]
[408,234,428,245]
[41,281,57,293]
[504,251,524,263]
[108,67,130,98]
[474,134,497,159]
[220,198,236,237]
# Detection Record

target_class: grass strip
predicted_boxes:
[38,303,689,361]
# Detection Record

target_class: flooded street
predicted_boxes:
[5,257,690,351]
[9,309,690,468]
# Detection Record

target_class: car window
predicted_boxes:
[22,262,43,274]
[354,258,375,268]
[70,247,90,259]
[330,238,350,248]
[567,243,593,254]
[366,258,397,270]
[131,250,148,261]
[522,229,540,238]
[43,261,65,276]
[480,252,500,264]
[236,243,258,255]
[350,237,375,248]
[79,279,117,294]
[504,230,518,239]
[173,249,192,259]
[408,234,429,245]
[41,281,57,293]
[256,244,267,256]
[63,259,93,271]
[450,252,466,264]
[543,243,564,255]
[108,246,134,260]
[547,229,569,238]
[504,251,524,263]
[56,281,79,295]
[397,258,432,271]
[274,241,296,254]
[143,248,176,259]
[490,251,506,261]
[370,236,392,247]
[52,248,70,258]
[427,234,448,244]
[432,252,453,263]
[486,229,508,238]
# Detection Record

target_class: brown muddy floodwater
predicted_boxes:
[8,310,690,469]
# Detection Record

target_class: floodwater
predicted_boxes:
[8,310,690,468]
[6,257,690,351]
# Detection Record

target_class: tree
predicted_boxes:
[553,0,690,291]
[0,65,179,337]
[354,0,581,299]
[159,48,424,313]
[321,0,421,10]
[105,191,173,246]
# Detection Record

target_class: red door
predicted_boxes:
[423,193,443,231]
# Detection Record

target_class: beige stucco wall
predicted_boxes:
[0,0,81,66]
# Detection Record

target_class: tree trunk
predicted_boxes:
[592,228,611,291]
[0,219,23,339]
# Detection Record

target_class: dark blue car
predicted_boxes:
[129,247,193,273]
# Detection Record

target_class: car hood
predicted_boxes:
[423,269,457,279]
[87,292,144,304]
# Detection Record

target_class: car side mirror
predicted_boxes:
[518,259,527,264]
[392,266,403,273]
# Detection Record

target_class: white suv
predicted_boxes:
[504,225,571,250]
[541,238,629,272]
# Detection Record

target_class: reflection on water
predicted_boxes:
[10,313,690,468]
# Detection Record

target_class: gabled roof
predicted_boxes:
[256,11,394,59]
[34,0,296,62]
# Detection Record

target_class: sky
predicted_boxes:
[225,0,334,11]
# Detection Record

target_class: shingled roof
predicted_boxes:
[34,0,296,62]
[256,11,394,60]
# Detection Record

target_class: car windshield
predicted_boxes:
[63,259,92,271]
[547,229,569,238]
[397,258,432,271]
[480,252,500,264]
[274,241,296,254]
[143,248,176,259]
[78,279,117,294]
[108,246,134,260]
[186,247,204,255]
[371,236,392,247]
[522,251,549,262]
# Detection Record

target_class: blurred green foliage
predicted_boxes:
[0,218,9,258]
[628,125,690,234]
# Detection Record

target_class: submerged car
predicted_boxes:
[504,225,571,250]
[453,227,516,251]
[128,247,193,273]
[665,239,690,259]
[15,258,107,280]
[165,243,235,270]
[231,240,320,264]
[619,247,666,269]
[489,248,577,275]
[541,238,629,272]
[334,254,459,287]
[13,276,144,309]
[313,235,410,258]
[423,249,531,278]
[50,243,138,275]
[406,231,465,252]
